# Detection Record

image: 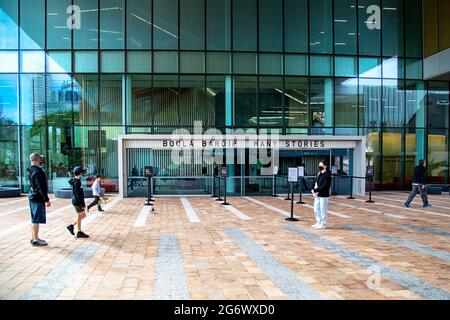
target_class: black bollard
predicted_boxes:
[286,182,299,222]
[215,177,223,201]
[347,176,355,199]
[272,174,279,197]
[211,176,216,197]
[144,176,153,206]
[296,179,305,204]
[284,183,292,200]
[366,176,375,203]
[221,177,230,206]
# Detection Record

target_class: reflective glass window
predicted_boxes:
[310,0,333,54]
[359,78,382,127]
[180,0,205,50]
[233,0,257,51]
[206,76,228,127]
[180,52,205,74]
[382,0,404,57]
[0,126,19,187]
[285,55,308,76]
[310,78,334,134]
[153,51,178,73]
[75,51,99,73]
[428,82,449,130]
[259,77,283,127]
[46,74,73,125]
[206,0,231,50]
[179,76,210,127]
[21,51,45,73]
[128,75,152,126]
[101,51,125,73]
[153,0,178,49]
[127,51,152,73]
[100,0,125,49]
[234,76,257,127]
[284,0,308,53]
[382,79,405,127]
[100,74,122,125]
[335,57,357,77]
[47,51,72,73]
[206,52,231,74]
[405,0,422,58]
[259,54,283,75]
[0,0,18,49]
[335,78,358,127]
[310,56,333,77]
[359,57,382,78]
[47,0,71,49]
[358,0,381,56]
[285,77,308,127]
[0,75,18,125]
[74,0,98,49]
[73,74,99,125]
[20,0,45,49]
[233,53,257,74]
[382,128,404,187]
[259,0,282,52]
[20,74,45,125]
[334,0,357,55]
[127,0,152,49]
[0,51,18,72]
[152,75,179,127]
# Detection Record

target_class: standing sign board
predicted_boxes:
[288,168,298,182]
[297,166,305,177]
[331,166,338,174]
[220,166,229,178]
[273,166,279,175]
[144,166,154,177]
[366,166,374,177]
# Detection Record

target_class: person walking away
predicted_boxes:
[66,166,90,238]
[27,153,51,246]
[87,175,104,212]
[404,160,432,208]
[311,160,332,230]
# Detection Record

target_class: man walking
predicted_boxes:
[404,160,432,208]
[27,153,51,246]
[311,160,332,230]
[87,175,105,212]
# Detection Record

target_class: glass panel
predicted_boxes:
[233,0,257,51]
[259,0,282,52]
[100,0,125,49]
[405,80,426,133]
[47,125,73,192]
[75,51,99,73]
[405,59,422,80]
[0,51,18,73]
[101,51,125,73]
[284,0,308,53]
[234,76,257,127]
[259,54,283,75]
[127,0,152,49]
[382,79,405,127]
[100,74,122,125]
[358,0,381,56]
[259,77,283,127]
[310,0,333,54]
[335,78,358,127]
[47,0,71,49]
[382,128,404,189]
[22,126,47,191]
[382,0,404,57]
[427,129,449,184]
[46,74,73,125]
[74,0,98,49]
[206,0,231,50]
[73,126,101,180]
[20,74,45,126]
[310,78,334,134]
[153,0,178,49]
[0,0,18,49]
[334,0,357,55]
[73,74,99,125]
[128,75,152,126]
[0,125,19,187]
[382,57,403,79]
[21,51,45,73]
[362,127,381,187]
[153,51,178,73]
[180,52,205,74]
[405,0,422,58]
[0,74,18,125]
[233,53,257,74]
[428,82,449,130]
[359,57,382,78]
[284,77,308,127]
[152,75,179,127]
[180,0,205,50]
[335,57,357,77]
[206,75,227,127]
[127,51,152,73]
[99,126,124,191]
[179,75,210,127]
[20,0,45,49]
[285,55,308,76]
[206,52,231,74]
[359,78,382,127]
[405,127,426,187]
[47,51,72,73]
[310,55,333,77]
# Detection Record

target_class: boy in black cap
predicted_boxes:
[66,166,89,238]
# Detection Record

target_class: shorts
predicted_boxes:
[30,202,46,224]
[73,205,85,213]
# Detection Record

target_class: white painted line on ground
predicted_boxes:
[180,197,201,223]
[243,196,295,218]
[275,196,352,219]
[222,204,252,221]
[336,196,450,218]
[0,204,73,238]
[328,200,408,220]
[133,205,152,227]
[83,197,121,226]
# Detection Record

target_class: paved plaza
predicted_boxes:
[0,192,449,300]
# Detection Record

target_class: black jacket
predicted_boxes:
[69,178,85,207]
[27,165,50,203]
[313,170,332,198]
[413,165,426,184]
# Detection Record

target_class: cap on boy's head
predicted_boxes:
[73,166,86,175]
[95,174,102,179]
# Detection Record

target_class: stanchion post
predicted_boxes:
[286,182,299,222]
[347,176,355,199]
[296,179,305,204]
[215,177,223,201]
[286,168,299,222]
[144,166,154,207]
[366,176,375,203]
[211,176,216,197]
[222,176,230,206]
[272,174,279,197]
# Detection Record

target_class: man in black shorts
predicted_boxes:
[66,166,89,238]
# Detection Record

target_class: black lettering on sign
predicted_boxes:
[320,141,325,147]
[163,141,168,147]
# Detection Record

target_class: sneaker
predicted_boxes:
[31,240,45,247]
[67,224,75,235]
[98,209,105,212]
[316,225,327,230]
[423,204,432,209]
[76,231,90,238]
[37,239,48,246]
[311,223,319,228]
[404,203,411,208]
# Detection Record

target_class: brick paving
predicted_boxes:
[0,192,449,300]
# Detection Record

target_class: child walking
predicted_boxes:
[87,175,105,212]
[66,166,90,238]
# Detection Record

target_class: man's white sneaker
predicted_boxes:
[316,225,327,230]
[312,223,319,228]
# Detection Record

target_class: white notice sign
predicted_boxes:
[288,168,298,182]
[297,166,305,177]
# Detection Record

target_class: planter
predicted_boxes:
[54,188,105,199]
[0,187,22,198]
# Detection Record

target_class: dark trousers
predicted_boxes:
[405,184,429,206]
[88,196,103,210]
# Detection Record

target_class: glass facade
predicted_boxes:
[0,0,449,192]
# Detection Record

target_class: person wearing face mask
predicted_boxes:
[27,153,52,246]
[311,160,332,229]
[404,160,432,208]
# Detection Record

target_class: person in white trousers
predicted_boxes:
[311,160,332,229]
